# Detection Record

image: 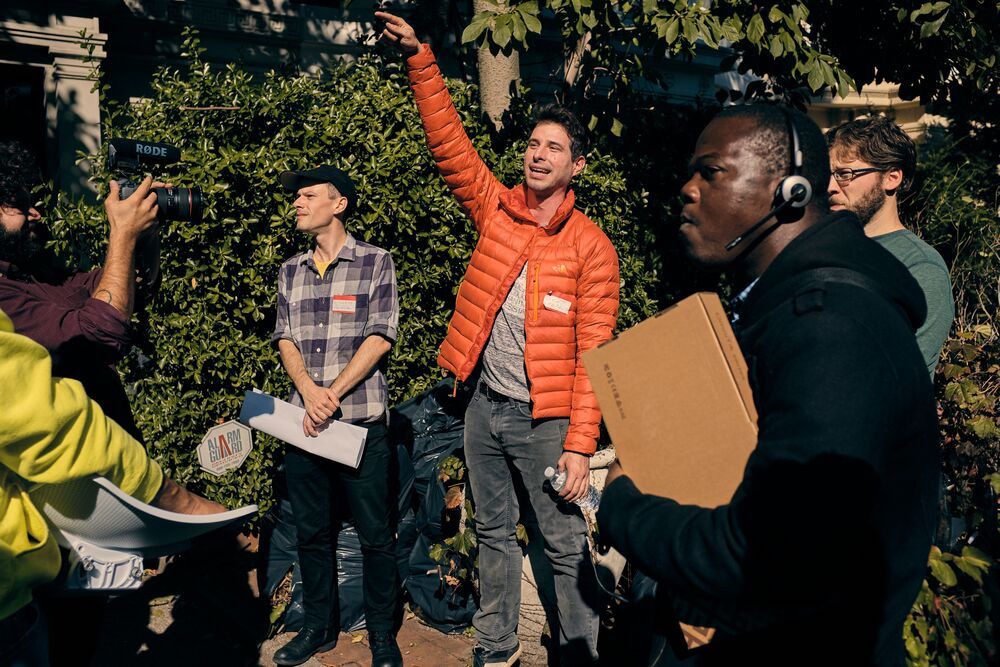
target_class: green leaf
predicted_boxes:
[461,16,490,44]
[522,11,542,33]
[966,414,998,438]
[769,35,784,58]
[511,14,527,43]
[747,14,765,44]
[919,10,949,38]
[806,64,824,91]
[928,557,958,587]
[611,117,624,137]
[664,17,679,44]
[767,7,785,24]
[493,15,513,48]
[953,546,991,584]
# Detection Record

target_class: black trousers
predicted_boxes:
[284,421,399,632]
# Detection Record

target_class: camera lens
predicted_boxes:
[153,186,203,222]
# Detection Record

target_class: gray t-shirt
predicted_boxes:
[875,229,955,377]
[482,263,530,402]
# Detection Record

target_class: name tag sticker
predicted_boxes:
[543,293,571,314]
[332,295,357,314]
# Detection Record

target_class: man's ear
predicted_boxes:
[883,167,904,194]
[572,155,586,178]
[334,196,349,217]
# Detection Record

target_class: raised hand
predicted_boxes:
[375,11,420,55]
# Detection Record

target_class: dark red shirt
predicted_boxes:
[0,260,142,440]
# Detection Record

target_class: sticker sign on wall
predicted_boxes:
[197,420,253,476]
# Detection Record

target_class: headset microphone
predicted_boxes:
[725,108,813,252]
[725,194,800,251]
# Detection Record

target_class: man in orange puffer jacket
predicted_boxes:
[380,12,619,666]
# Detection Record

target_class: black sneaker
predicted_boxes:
[472,642,522,667]
[273,626,338,666]
[369,630,403,667]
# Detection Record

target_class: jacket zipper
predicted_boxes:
[532,262,540,322]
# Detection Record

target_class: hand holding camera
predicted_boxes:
[104,175,163,243]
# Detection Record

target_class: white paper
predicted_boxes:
[543,293,572,314]
[238,389,367,468]
[29,476,258,558]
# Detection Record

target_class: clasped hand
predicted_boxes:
[301,384,341,437]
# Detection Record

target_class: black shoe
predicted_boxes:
[273,626,338,666]
[369,629,403,667]
[472,642,522,667]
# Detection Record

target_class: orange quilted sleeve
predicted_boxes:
[406,44,505,234]
[565,225,620,456]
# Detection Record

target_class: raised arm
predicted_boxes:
[378,12,506,233]
[94,176,161,318]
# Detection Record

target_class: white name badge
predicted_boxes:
[332,295,357,314]
[543,293,572,314]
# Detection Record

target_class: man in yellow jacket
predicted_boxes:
[0,308,221,664]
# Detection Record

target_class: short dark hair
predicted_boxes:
[0,140,41,210]
[532,104,588,160]
[715,103,831,210]
[826,116,917,192]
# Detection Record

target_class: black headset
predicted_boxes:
[725,107,814,251]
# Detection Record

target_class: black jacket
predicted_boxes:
[598,212,939,666]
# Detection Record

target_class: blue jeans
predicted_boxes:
[464,385,600,663]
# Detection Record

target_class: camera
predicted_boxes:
[108,139,203,222]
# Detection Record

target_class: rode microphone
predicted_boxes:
[726,107,813,252]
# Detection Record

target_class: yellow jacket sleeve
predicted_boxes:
[0,310,163,502]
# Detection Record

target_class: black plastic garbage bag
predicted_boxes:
[390,380,469,504]
[405,532,477,634]
[335,525,367,633]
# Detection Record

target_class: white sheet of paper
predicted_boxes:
[30,476,258,558]
[238,389,367,468]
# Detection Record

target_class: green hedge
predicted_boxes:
[47,31,659,513]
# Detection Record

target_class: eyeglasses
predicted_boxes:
[831,167,885,184]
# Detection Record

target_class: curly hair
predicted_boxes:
[0,140,41,210]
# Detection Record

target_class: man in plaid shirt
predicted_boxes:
[271,165,402,667]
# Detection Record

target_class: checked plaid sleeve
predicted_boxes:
[364,251,399,342]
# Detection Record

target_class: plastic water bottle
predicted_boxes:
[545,466,601,513]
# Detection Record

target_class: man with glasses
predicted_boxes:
[827,117,954,376]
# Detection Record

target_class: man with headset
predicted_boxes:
[598,105,939,665]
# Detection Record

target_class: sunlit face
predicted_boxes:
[828,148,888,226]
[678,117,780,267]
[293,182,346,234]
[523,122,585,197]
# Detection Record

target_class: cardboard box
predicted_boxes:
[583,292,757,505]
[583,292,759,652]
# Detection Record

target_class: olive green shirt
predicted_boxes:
[874,230,955,377]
